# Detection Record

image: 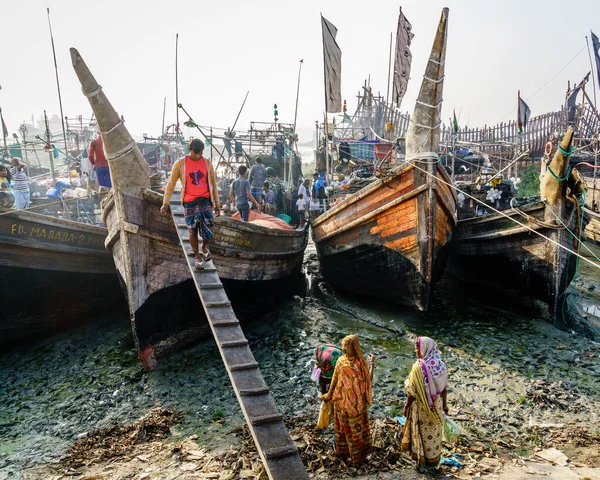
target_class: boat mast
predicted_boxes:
[175,33,180,141]
[44,110,56,183]
[385,32,393,139]
[46,8,69,181]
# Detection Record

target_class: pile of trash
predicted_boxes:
[63,408,183,469]
[526,380,581,411]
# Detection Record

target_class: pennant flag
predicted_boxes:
[566,86,581,123]
[592,31,600,91]
[517,94,531,134]
[452,110,460,134]
[321,15,342,113]
[343,112,352,123]
[392,7,414,106]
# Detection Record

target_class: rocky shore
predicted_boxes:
[1,244,600,479]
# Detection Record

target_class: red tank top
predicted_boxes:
[184,156,210,202]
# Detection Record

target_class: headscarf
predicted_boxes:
[416,337,448,409]
[329,334,372,415]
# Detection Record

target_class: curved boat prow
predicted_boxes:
[70,47,150,194]
[541,127,574,205]
[405,7,448,159]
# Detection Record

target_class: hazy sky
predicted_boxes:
[1,0,599,141]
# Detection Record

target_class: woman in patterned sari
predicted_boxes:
[402,336,449,473]
[321,334,375,464]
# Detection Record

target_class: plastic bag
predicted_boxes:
[316,400,333,430]
[310,365,321,384]
[442,416,461,442]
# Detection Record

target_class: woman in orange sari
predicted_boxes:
[402,336,448,473]
[321,334,374,464]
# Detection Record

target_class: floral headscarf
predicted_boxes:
[416,336,448,409]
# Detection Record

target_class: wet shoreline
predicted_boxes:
[1,243,600,478]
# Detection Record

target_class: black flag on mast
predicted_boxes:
[517,93,531,134]
[321,15,342,113]
[592,31,600,91]
[392,7,414,106]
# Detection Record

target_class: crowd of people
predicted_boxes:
[315,335,450,474]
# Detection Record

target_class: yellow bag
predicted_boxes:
[316,400,333,430]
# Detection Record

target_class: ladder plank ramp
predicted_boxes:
[169,206,307,480]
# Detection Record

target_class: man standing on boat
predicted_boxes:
[161,138,221,270]
[10,157,30,209]
[263,182,276,214]
[230,165,260,221]
[248,157,267,210]
[88,134,112,188]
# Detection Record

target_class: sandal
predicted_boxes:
[194,259,204,270]
[201,249,212,262]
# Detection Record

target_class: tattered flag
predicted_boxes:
[517,95,531,134]
[392,8,414,107]
[592,31,600,91]
[321,15,342,113]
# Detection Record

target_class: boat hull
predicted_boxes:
[450,201,580,327]
[312,163,456,310]
[102,189,308,356]
[0,210,123,343]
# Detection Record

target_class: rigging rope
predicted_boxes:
[404,158,600,271]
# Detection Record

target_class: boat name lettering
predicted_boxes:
[219,232,251,247]
[10,223,103,247]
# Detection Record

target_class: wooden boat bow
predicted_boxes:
[70,48,150,195]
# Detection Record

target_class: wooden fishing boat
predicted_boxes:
[72,48,310,479]
[312,8,456,311]
[0,208,122,343]
[71,48,308,361]
[450,128,586,329]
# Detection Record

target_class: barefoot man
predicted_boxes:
[160,138,220,270]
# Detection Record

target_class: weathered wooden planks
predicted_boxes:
[313,162,456,311]
[584,208,600,245]
[168,197,308,480]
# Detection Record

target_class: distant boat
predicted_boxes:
[0,208,122,343]
[450,128,587,329]
[312,8,457,311]
[584,207,600,245]
[71,48,308,363]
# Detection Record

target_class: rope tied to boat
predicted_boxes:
[509,198,565,230]
[105,140,136,161]
[415,99,444,109]
[99,119,123,136]
[409,119,442,130]
[406,152,439,164]
[547,165,571,182]
[423,75,445,84]
[82,85,103,104]
[558,145,575,156]
[428,58,445,66]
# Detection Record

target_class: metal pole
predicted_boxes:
[20,125,30,177]
[586,35,598,110]
[44,110,56,184]
[0,106,8,160]
[292,60,304,134]
[175,34,180,141]
[385,31,393,136]
[47,8,70,182]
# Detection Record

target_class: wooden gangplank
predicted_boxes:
[169,192,308,480]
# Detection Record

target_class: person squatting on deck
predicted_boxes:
[248,157,267,209]
[402,336,449,474]
[10,157,30,209]
[0,166,14,208]
[263,182,276,214]
[88,134,112,188]
[321,334,375,464]
[161,138,221,270]
[230,165,260,221]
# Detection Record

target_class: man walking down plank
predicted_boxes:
[161,138,221,270]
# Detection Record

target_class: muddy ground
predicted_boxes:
[1,243,600,479]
